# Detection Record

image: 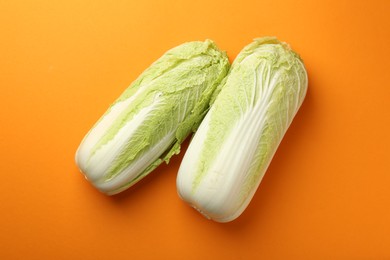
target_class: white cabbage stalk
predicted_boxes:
[76,40,229,195]
[177,37,308,222]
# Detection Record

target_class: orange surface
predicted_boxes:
[1,0,389,259]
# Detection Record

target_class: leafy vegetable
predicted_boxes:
[76,40,230,195]
[177,37,308,222]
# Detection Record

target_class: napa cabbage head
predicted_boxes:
[177,37,308,222]
[76,40,230,195]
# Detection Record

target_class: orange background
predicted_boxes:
[1,0,389,259]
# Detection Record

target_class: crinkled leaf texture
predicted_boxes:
[177,37,308,222]
[76,40,230,195]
